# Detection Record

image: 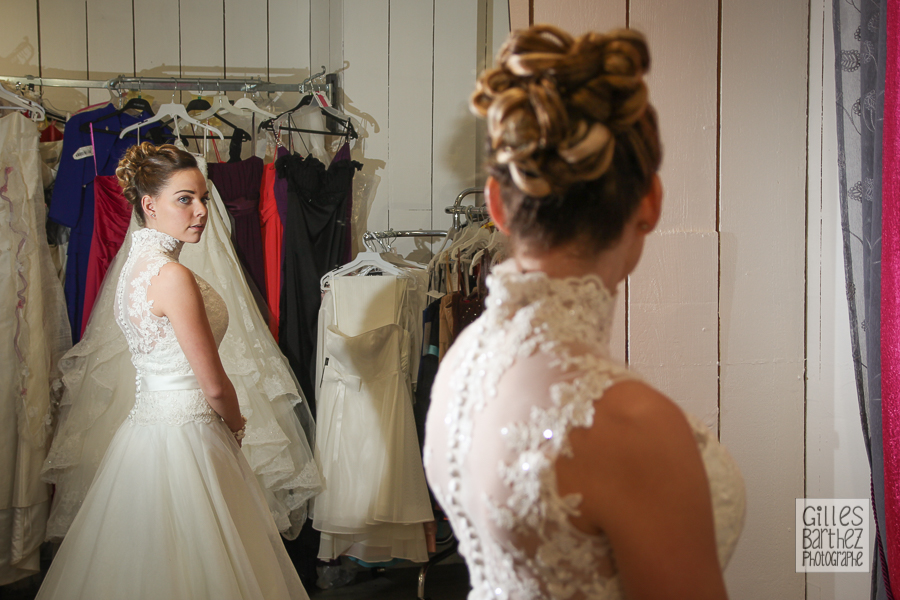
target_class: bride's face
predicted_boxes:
[142,168,209,243]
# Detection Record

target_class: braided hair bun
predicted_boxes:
[472,25,662,253]
[116,142,198,226]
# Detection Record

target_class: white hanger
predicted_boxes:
[192,93,246,121]
[119,101,224,139]
[232,96,276,119]
[0,86,45,122]
[320,251,406,292]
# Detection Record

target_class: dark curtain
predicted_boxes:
[833,0,890,597]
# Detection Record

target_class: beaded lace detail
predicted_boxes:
[114,228,229,426]
[424,261,746,600]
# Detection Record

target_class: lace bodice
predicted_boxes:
[114,227,229,425]
[423,261,745,600]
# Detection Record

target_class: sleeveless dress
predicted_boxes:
[423,261,746,600]
[35,228,309,600]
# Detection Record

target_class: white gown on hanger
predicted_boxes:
[314,275,433,562]
[0,112,70,584]
[36,226,309,600]
[42,151,321,542]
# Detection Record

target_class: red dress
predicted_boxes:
[260,159,283,341]
[81,176,131,336]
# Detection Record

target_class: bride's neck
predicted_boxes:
[513,242,630,293]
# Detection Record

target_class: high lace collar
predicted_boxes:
[484,259,617,351]
[131,227,184,259]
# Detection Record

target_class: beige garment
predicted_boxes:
[0,113,71,584]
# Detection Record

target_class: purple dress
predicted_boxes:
[207,157,266,295]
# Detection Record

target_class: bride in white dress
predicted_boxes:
[36,143,309,599]
[424,26,745,600]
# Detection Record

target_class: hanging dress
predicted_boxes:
[207,156,266,296]
[0,112,71,585]
[313,275,433,563]
[81,175,130,333]
[35,227,309,600]
[277,149,361,414]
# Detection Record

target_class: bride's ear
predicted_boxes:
[486,177,509,234]
[141,195,155,220]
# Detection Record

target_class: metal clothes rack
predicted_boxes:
[0,73,332,96]
[445,187,487,229]
[362,229,447,252]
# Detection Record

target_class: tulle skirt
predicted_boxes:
[35,418,309,600]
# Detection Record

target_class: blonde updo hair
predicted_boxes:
[116,142,199,226]
[472,25,662,253]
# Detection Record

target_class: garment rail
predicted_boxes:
[362,229,447,252]
[0,68,335,98]
[445,187,487,229]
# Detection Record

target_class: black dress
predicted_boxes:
[276,148,361,415]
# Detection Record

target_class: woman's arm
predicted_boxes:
[147,262,245,436]
[556,380,728,600]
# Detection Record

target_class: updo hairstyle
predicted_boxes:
[116,142,199,226]
[472,25,662,254]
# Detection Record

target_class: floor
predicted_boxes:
[0,545,471,600]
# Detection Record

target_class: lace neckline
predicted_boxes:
[484,260,617,350]
[131,227,184,259]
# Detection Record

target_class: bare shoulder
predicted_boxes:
[148,262,201,316]
[558,379,708,532]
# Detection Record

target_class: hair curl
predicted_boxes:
[471,24,662,253]
[116,142,199,226]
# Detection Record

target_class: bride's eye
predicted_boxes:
[178,196,191,204]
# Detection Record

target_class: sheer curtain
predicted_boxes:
[833,0,890,597]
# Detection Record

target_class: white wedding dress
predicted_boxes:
[35,227,309,600]
[42,152,321,542]
[424,261,746,600]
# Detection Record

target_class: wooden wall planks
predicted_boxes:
[533,0,624,33]
[431,0,480,232]
[386,0,435,257]
[38,0,89,111]
[628,0,719,429]
[86,0,135,106]
[0,3,39,79]
[342,0,390,237]
[719,0,807,596]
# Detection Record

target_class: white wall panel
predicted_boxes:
[39,0,88,111]
[719,0,808,597]
[432,0,480,231]
[533,0,625,33]
[0,2,39,79]
[268,0,310,93]
[628,0,719,433]
[180,0,225,79]
[508,0,529,31]
[342,0,389,238]
[225,0,267,79]
[86,0,134,105]
[387,0,434,256]
[134,0,180,77]
[629,232,718,428]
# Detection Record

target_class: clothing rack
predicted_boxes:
[362,229,447,252]
[445,187,487,229]
[0,73,333,96]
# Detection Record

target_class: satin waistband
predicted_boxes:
[141,374,202,392]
